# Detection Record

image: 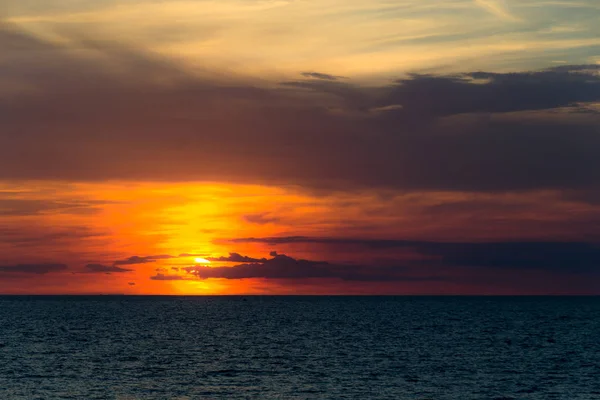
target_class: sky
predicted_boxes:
[0,0,599,294]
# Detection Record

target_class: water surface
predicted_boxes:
[0,296,598,399]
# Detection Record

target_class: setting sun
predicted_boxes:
[194,257,210,264]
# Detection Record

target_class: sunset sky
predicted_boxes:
[1,0,599,294]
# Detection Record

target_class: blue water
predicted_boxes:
[0,296,598,399]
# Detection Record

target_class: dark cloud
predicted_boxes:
[222,236,421,248]
[113,255,175,265]
[1,25,599,195]
[223,237,600,273]
[128,282,136,286]
[426,242,600,273]
[378,66,600,119]
[184,253,430,282]
[207,253,267,263]
[85,263,132,273]
[150,273,185,281]
[0,263,67,274]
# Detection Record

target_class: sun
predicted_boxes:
[194,257,210,264]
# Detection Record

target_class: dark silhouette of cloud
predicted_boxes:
[377,66,600,119]
[0,263,68,274]
[128,282,136,286]
[90,253,211,269]
[222,236,421,248]
[85,264,132,273]
[426,242,600,273]
[206,253,267,263]
[222,237,600,273]
[184,253,431,282]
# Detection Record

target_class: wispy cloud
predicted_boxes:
[473,0,520,21]
[5,0,597,76]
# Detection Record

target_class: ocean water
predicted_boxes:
[0,296,598,400]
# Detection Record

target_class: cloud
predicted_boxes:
[0,25,599,196]
[89,253,211,269]
[385,66,600,116]
[223,236,419,248]
[128,282,136,286]
[5,0,597,79]
[222,237,600,273]
[473,0,520,21]
[184,253,432,282]
[206,253,267,263]
[281,66,600,122]
[426,241,600,272]
[113,255,176,265]
[0,263,67,274]
[85,263,132,273]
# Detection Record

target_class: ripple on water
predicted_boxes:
[0,296,598,399]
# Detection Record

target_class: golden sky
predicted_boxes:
[3,0,599,79]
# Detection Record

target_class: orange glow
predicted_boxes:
[0,181,597,295]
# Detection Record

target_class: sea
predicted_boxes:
[0,296,598,399]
